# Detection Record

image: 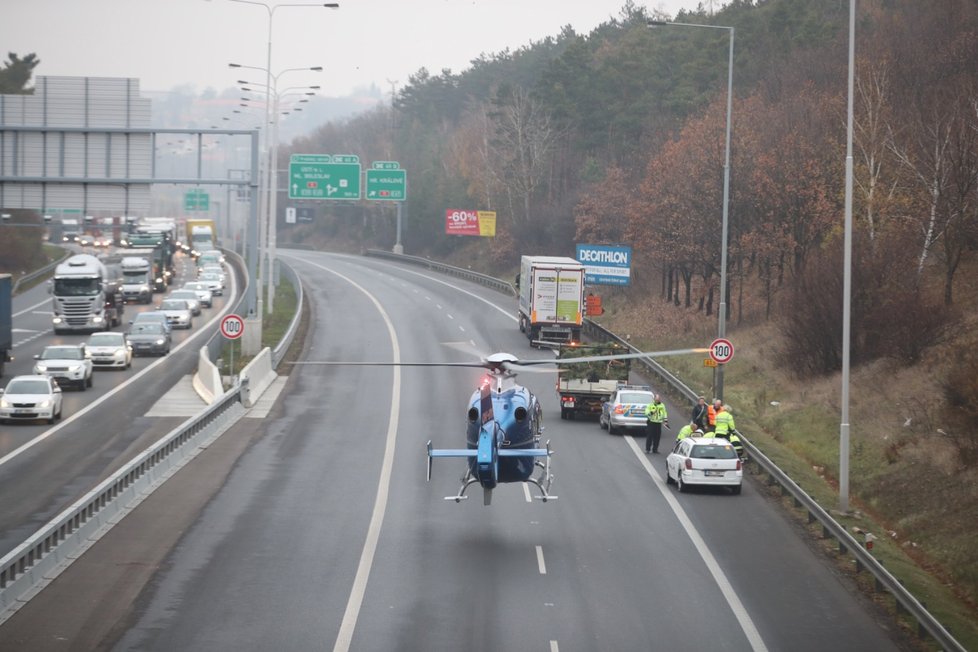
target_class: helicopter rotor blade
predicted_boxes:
[509,348,711,367]
[289,361,491,369]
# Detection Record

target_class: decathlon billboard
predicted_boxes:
[576,244,632,286]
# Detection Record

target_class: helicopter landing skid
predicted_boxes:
[443,471,480,503]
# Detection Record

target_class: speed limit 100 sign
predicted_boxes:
[709,338,734,364]
[220,314,245,340]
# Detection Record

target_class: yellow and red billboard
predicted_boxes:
[445,209,496,236]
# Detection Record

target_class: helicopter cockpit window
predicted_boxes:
[467,407,479,422]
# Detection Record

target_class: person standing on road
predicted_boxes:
[691,396,708,431]
[644,394,669,454]
[707,399,721,433]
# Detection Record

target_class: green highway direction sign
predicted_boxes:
[366,161,406,201]
[184,189,210,211]
[289,154,361,200]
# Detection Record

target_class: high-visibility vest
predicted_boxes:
[715,410,735,436]
[677,424,694,440]
[645,402,667,423]
[707,405,717,426]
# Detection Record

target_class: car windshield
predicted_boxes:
[130,323,163,334]
[161,301,186,310]
[184,283,207,292]
[6,379,51,394]
[690,444,737,460]
[171,292,196,301]
[200,274,219,281]
[88,333,124,346]
[41,347,82,360]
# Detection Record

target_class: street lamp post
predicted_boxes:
[238,78,321,313]
[227,0,337,318]
[649,19,734,402]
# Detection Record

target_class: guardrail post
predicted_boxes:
[240,375,250,407]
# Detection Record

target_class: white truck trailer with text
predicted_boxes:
[517,256,586,346]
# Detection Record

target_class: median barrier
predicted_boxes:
[239,347,276,408]
[193,346,223,404]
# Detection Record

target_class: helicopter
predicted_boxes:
[295,345,706,506]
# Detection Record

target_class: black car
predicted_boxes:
[126,321,171,356]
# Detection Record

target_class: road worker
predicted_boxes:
[714,404,736,439]
[644,394,669,454]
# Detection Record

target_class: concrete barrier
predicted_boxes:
[239,346,276,408]
[192,346,224,404]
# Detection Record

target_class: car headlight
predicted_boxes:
[68,364,82,372]
[0,398,10,409]
[37,399,52,409]
[155,338,165,345]
[93,316,104,323]
[35,363,48,372]
[52,316,63,324]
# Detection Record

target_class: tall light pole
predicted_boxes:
[839,0,857,513]
[649,19,734,402]
[239,77,321,313]
[227,0,338,318]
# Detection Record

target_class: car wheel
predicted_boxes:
[731,484,742,495]
[86,373,93,388]
[678,473,688,493]
[48,413,56,424]
[56,406,63,420]
[665,464,674,484]
[609,424,619,435]
[599,417,607,430]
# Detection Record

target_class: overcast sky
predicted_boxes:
[2,0,706,98]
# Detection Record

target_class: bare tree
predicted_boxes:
[487,86,557,224]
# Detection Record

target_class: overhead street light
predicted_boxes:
[649,18,735,403]
[225,0,339,316]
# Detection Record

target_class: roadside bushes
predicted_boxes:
[778,231,954,375]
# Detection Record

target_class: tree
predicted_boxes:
[0,52,40,93]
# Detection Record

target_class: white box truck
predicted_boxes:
[517,255,586,346]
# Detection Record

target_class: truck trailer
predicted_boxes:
[517,255,586,346]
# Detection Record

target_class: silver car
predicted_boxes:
[168,289,202,315]
[157,299,193,329]
[180,282,213,308]
[197,272,223,296]
[600,385,654,435]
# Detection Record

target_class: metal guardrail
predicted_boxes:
[11,248,71,294]
[361,249,966,652]
[0,385,245,624]
[365,249,517,296]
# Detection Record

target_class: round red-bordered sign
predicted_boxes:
[220,314,245,340]
[709,338,734,364]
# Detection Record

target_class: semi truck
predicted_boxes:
[186,218,216,253]
[0,274,12,376]
[553,342,631,420]
[517,255,586,346]
[51,254,121,333]
[61,217,81,243]
[122,229,172,291]
[118,255,154,303]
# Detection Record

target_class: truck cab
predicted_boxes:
[51,254,110,334]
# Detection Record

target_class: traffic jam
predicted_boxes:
[0,218,227,425]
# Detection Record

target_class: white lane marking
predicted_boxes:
[0,274,239,470]
[446,313,454,320]
[536,545,547,575]
[458,325,466,333]
[625,436,769,652]
[550,641,559,652]
[435,303,443,310]
[13,298,50,318]
[523,482,532,503]
[288,251,516,322]
[294,258,401,652]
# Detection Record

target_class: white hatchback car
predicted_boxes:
[665,436,742,495]
[0,375,64,424]
[86,331,133,369]
[33,344,94,390]
[197,272,224,296]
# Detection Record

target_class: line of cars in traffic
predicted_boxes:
[0,250,226,425]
